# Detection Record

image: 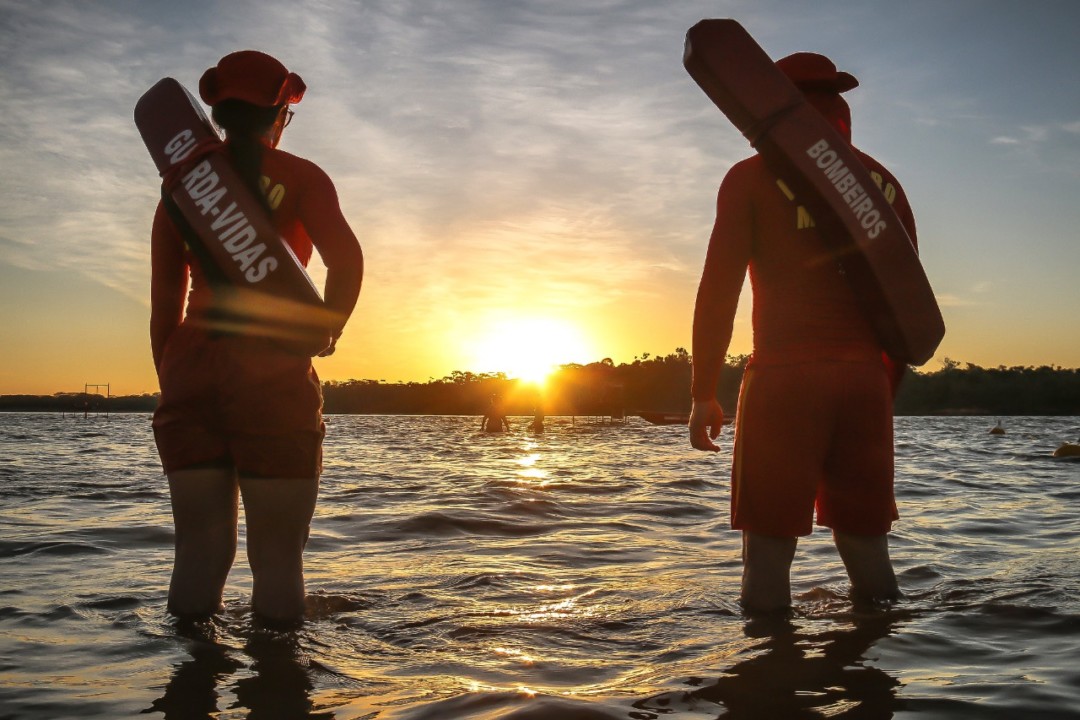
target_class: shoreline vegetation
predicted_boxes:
[3,351,1079,416]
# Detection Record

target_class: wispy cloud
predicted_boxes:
[989,122,1079,146]
[0,1,173,302]
[4,0,1080,384]
[935,281,994,309]
[935,293,980,309]
[1,0,743,310]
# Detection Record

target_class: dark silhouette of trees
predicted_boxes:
[2,355,1079,415]
[0,392,159,413]
[321,372,516,415]
[893,359,1080,415]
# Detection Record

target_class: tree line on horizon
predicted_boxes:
[2,351,1079,416]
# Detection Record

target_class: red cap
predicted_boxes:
[199,50,306,107]
[776,52,858,94]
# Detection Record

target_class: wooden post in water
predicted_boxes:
[84,383,111,419]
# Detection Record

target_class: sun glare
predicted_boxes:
[468,317,592,384]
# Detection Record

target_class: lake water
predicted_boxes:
[1,412,1078,719]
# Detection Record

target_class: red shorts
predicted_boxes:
[730,359,896,536]
[152,324,325,477]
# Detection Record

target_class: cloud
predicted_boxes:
[1,0,744,312]
[221,0,743,322]
[0,1,175,303]
[989,127,1044,146]
[989,122,1079,147]
[932,281,997,309]
[934,293,980,308]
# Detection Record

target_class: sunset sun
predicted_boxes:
[468,317,593,384]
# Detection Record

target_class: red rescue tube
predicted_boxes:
[684,19,944,366]
[134,77,333,353]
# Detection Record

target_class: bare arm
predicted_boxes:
[149,201,189,374]
[300,168,364,349]
[689,162,754,450]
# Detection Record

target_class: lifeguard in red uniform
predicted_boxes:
[689,52,916,613]
[150,51,364,625]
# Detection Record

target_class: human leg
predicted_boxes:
[819,361,898,603]
[833,531,899,602]
[218,341,324,623]
[167,466,239,618]
[730,365,827,614]
[238,475,319,625]
[740,531,799,614]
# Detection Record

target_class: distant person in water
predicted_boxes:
[481,394,510,433]
[689,52,918,613]
[149,51,364,625]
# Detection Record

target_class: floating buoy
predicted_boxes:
[1052,443,1080,458]
[989,420,1005,435]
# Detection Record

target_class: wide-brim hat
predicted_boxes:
[776,52,858,94]
[199,50,306,107]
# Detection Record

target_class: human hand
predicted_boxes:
[285,328,332,357]
[689,398,724,452]
[317,335,338,357]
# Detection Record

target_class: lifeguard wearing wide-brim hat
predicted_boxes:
[148,49,364,626]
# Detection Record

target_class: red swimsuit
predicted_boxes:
[695,151,916,536]
[151,143,362,478]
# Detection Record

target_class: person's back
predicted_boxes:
[690,51,914,614]
[720,149,915,364]
[149,50,363,626]
[154,142,358,335]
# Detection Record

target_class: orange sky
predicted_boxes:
[2,2,1080,396]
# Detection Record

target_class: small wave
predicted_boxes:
[44,605,82,621]
[447,573,514,591]
[396,510,554,538]
[0,605,28,620]
[81,595,145,611]
[663,477,717,490]
[389,690,630,720]
[0,540,111,558]
[554,480,636,495]
[67,525,174,546]
[304,591,377,619]
[502,499,565,518]
[624,500,717,520]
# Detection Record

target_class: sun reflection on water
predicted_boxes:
[493,647,539,666]
[516,453,541,467]
[535,584,575,593]
[515,451,549,484]
[499,587,602,624]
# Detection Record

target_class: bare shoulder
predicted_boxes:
[265,147,334,185]
[727,154,765,179]
[718,155,771,202]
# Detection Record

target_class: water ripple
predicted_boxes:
[0,413,1078,718]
